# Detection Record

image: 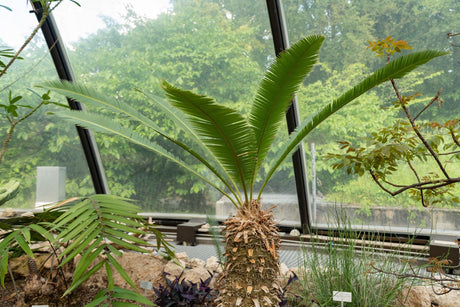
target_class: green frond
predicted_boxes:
[136,89,241,200]
[52,195,161,297]
[249,35,324,191]
[40,80,156,128]
[162,80,256,204]
[54,109,237,204]
[44,81,240,205]
[260,50,448,198]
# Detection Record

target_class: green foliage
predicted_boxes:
[0,48,21,70]
[84,286,155,307]
[0,0,82,207]
[294,216,416,306]
[50,195,173,296]
[0,195,172,305]
[328,39,457,207]
[1,0,457,211]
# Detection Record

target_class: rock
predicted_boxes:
[188,257,205,269]
[111,253,167,291]
[164,259,185,281]
[401,285,460,307]
[175,251,189,263]
[200,223,210,230]
[8,255,30,277]
[181,266,211,284]
[20,211,34,218]
[2,207,16,217]
[205,256,220,272]
[289,229,301,236]
[280,262,290,276]
[29,242,52,251]
[83,252,167,298]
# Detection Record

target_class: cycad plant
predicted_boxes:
[41,35,446,306]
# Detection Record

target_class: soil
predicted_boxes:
[0,252,166,307]
[0,278,102,306]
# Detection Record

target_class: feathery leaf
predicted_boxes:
[249,35,324,190]
[261,50,449,197]
[162,80,256,204]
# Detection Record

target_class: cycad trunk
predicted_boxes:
[216,200,281,306]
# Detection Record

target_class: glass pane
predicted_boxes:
[51,0,302,222]
[283,0,459,235]
[0,1,93,209]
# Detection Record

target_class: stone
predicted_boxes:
[164,259,185,281]
[280,262,290,276]
[175,251,189,263]
[20,211,34,218]
[200,223,210,230]
[205,256,220,272]
[289,229,301,236]
[2,207,16,217]
[188,257,205,269]
[401,285,460,307]
[181,266,211,284]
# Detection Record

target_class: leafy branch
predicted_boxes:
[369,257,460,295]
[328,37,459,207]
[0,1,74,167]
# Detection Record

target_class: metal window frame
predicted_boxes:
[266,0,312,233]
[30,1,109,194]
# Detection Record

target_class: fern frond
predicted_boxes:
[51,195,166,298]
[162,80,256,204]
[249,35,324,193]
[261,50,449,198]
[54,110,237,205]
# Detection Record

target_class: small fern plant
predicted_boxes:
[0,194,173,306]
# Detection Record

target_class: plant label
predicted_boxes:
[333,291,352,302]
[140,280,153,290]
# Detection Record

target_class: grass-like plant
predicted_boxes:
[41,35,447,306]
[293,214,418,306]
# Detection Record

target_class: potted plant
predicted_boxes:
[42,34,447,306]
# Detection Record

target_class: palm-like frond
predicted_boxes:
[56,109,237,204]
[40,81,156,129]
[162,81,256,203]
[50,195,167,296]
[249,35,324,191]
[42,81,242,205]
[260,50,449,197]
[136,89,240,198]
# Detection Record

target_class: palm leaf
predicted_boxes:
[40,81,157,130]
[137,89,241,197]
[162,80,256,204]
[42,81,240,203]
[55,109,236,204]
[249,35,324,191]
[260,50,449,197]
